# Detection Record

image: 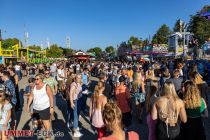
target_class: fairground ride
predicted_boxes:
[0,40,49,64]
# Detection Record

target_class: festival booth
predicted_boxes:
[69,50,94,62]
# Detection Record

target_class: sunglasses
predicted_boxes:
[45,73,50,75]
[0,95,3,98]
[35,78,40,81]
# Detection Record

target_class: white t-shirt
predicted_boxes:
[50,64,57,73]
[76,64,80,71]
[0,103,12,124]
[15,65,20,71]
[57,69,65,81]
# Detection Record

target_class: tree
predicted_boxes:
[87,47,102,58]
[188,6,210,44]
[2,38,22,49]
[142,39,150,46]
[62,48,73,57]
[46,44,63,58]
[105,46,114,54]
[128,36,142,50]
[28,45,41,51]
[152,24,171,44]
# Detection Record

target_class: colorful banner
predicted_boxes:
[0,56,3,64]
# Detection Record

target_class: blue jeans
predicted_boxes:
[73,100,79,129]
[66,100,73,126]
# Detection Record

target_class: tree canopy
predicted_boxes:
[46,44,63,58]
[152,24,171,44]
[188,7,210,44]
[62,48,73,57]
[105,46,114,54]
[28,45,41,51]
[87,47,102,59]
[2,38,22,49]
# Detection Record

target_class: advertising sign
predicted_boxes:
[0,56,3,64]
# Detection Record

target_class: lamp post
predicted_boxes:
[183,23,189,57]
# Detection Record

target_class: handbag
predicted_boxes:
[134,92,145,103]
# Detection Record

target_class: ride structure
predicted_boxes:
[0,40,48,64]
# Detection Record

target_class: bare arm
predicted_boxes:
[69,85,76,108]
[4,101,11,126]
[179,101,187,123]
[89,97,93,118]
[141,81,145,93]
[46,85,54,108]
[102,96,107,110]
[151,102,158,120]
[27,93,33,109]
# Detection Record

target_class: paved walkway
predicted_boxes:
[15,76,210,140]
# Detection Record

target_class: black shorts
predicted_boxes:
[33,107,50,120]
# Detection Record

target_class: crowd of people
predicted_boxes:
[0,58,209,140]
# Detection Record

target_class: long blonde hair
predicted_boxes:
[93,81,104,109]
[162,81,179,101]
[183,81,201,109]
[191,71,204,85]
[146,69,155,80]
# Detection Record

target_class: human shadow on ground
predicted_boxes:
[15,118,37,140]
[54,94,68,123]
[52,113,72,140]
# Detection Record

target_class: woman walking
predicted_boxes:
[181,81,207,140]
[27,74,54,140]
[89,81,107,139]
[151,82,187,140]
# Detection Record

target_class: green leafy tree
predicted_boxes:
[188,6,210,44]
[105,46,114,54]
[2,38,22,49]
[128,36,142,50]
[46,44,63,58]
[152,24,171,44]
[62,48,73,57]
[87,47,102,58]
[28,45,41,51]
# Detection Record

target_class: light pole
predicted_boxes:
[183,23,189,57]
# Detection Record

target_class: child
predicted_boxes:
[0,90,12,140]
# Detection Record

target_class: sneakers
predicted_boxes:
[73,130,83,137]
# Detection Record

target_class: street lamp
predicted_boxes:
[183,23,189,57]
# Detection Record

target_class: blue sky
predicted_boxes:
[0,0,209,51]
